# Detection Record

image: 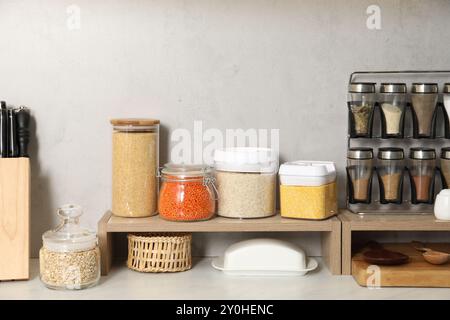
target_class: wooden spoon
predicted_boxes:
[411,241,450,265]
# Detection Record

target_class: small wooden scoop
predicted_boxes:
[411,241,450,265]
[363,241,409,265]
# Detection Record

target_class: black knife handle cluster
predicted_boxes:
[0,101,30,158]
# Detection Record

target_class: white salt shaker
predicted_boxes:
[434,189,450,220]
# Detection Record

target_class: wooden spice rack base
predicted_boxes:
[340,209,450,275]
[98,211,342,276]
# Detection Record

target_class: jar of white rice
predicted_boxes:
[213,147,278,219]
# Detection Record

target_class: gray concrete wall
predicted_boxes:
[0,0,449,256]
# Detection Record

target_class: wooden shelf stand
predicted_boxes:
[98,211,342,275]
[340,209,450,275]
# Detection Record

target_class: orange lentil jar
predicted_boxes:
[159,164,216,221]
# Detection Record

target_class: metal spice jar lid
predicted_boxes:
[441,147,450,159]
[444,83,450,94]
[378,147,404,160]
[411,83,438,94]
[42,204,97,253]
[409,147,436,160]
[380,83,407,94]
[347,148,373,160]
[348,82,376,93]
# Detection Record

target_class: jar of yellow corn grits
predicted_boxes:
[279,161,337,220]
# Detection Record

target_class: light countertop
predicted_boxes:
[1,258,450,300]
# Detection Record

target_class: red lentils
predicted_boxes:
[158,165,216,221]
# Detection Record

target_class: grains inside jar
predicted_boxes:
[159,178,215,221]
[216,171,276,218]
[39,247,100,289]
[112,131,158,217]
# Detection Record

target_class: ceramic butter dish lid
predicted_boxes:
[212,238,318,276]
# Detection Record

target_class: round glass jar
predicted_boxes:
[440,147,450,188]
[213,147,278,219]
[111,118,159,218]
[158,164,216,221]
[39,205,100,290]
[443,84,450,139]
[347,82,376,138]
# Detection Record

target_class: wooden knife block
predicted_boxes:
[0,158,30,281]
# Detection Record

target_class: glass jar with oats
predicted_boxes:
[214,147,278,219]
[111,118,159,217]
[39,205,100,290]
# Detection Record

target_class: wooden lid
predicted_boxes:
[110,118,160,126]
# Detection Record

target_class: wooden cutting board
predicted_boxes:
[352,243,450,288]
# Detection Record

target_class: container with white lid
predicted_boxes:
[213,147,278,219]
[39,204,100,290]
[214,147,278,173]
[279,161,337,220]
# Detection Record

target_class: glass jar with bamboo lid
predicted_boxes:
[111,118,159,217]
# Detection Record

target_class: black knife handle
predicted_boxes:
[16,107,30,157]
[7,108,18,157]
[0,101,7,158]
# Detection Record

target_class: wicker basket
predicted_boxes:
[127,233,192,273]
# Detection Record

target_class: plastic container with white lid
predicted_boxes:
[214,147,278,173]
[39,204,100,290]
[279,161,337,186]
[213,147,278,219]
[279,161,337,220]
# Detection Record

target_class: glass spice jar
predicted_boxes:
[158,164,216,221]
[347,148,374,204]
[111,118,159,218]
[408,148,436,204]
[39,205,100,290]
[348,83,376,138]
[440,147,450,189]
[376,148,405,204]
[379,83,407,139]
[443,84,450,139]
[410,83,439,139]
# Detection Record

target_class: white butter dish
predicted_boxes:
[211,238,318,276]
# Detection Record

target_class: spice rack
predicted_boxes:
[98,211,342,275]
[347,70,450,214]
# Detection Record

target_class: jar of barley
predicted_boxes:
[111,118,160,217]
[39,205,100,290]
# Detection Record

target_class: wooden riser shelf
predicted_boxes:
[98,211,342,276]
[340,209,450,275]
